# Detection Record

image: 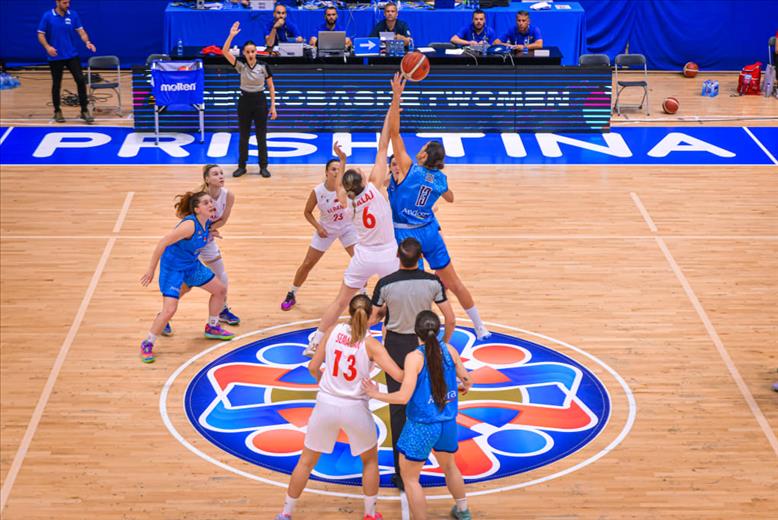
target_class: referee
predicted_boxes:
[222,21,277,178]
[370,237,455,489]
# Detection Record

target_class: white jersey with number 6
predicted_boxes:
[347,182,395,250]
[318,323,374,401]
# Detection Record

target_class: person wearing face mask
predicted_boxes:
[222,21,278,178]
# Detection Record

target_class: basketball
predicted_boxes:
[401,51,430,82]
[683,61,699,77]
[662,96,680,114]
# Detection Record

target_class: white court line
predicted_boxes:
[0,126,13,146]
[743,127,778,166]
[112,192,134,233]
[0,192,134,512]
[630,192,658,232]
[2,234,778,241]
[631,192,778,459]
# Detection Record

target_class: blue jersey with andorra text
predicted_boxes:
[406,344,458,423]
[388,164,448,227]
[161,215,211,269]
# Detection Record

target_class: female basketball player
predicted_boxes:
[304,99,400,355]
[198,164,240,325]
[276,295,403,520]
[363,310,472,520]
[280,142,358,311]
[138,191,234,363]
[386,73,490,340]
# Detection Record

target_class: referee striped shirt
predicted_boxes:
[371,269,447,334]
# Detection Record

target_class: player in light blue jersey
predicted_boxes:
[363,310,473,520]
[386,73,491,340]
[138,191,234,363]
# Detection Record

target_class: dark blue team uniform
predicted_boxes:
[388,164,451,270]
[158,215,214,298]
[396,344,459,461]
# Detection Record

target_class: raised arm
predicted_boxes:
[388,72,413,179]
[222,22,240,66]
[333,141,349,208]
[368,102,393,187]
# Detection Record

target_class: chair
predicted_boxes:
[146,53,171,66]
[87,55,121,115]
[613,53,648,116]
[578,53,610,67]
[429,42,456,51]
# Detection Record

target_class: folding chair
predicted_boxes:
[578,53,610,67]
[614,53,649,116]
[87,55,121,115]
[146,53,171,66]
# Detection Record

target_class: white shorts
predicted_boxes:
[199,240,221,263]
[304,393,377,456]
[310,225,359,253]
[343,244,400,289]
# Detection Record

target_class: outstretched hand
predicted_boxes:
[391,71,406,97]
[333,140,346,160]
[361,378,379,397]
[229,21,241,37]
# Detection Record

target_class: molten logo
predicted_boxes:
[181,325,616,488]
[160,82,197,92]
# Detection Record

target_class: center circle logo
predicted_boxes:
[183,325,612,488]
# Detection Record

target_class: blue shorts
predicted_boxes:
[158,261,214,299]
[397,418,458,462]
[394,223,451,271]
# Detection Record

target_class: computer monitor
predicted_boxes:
[379,31,395,42]
[278,43,304,57]
[318,31,346,55]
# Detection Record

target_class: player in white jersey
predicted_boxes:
[280,143,358,311]
[275,295,403,520]
[304,101,401,356]
[160,165,239,336]
[199,164,240,325]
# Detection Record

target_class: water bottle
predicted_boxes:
[523,37,529,54]
[177,38,183,57]
[711,80,719,97]
[408,37,414,52]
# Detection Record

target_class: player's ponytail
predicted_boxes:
[174,191,209,218]
[201,164,221,191]
[342,169,364,199]
[348,294,372,346]
[422,141,446,170]
[415,310,447,410]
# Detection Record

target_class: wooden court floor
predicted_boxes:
[1,160,777,518]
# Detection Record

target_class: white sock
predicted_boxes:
[465,306,486,330]
[311,329,324,345]
[364,494,377,516]
[455,497,468,512]
[290,285,299,295]
[282,494,297,516]
[208,315,219,326]
[146,332,157,344]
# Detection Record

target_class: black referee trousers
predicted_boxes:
[384,329,421,477]
[237,90,268,169]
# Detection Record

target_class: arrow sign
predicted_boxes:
[354,37,380,55]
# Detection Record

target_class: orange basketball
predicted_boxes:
[400,51,430,82]
[662,96,680,114]
[683,62,699,78]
